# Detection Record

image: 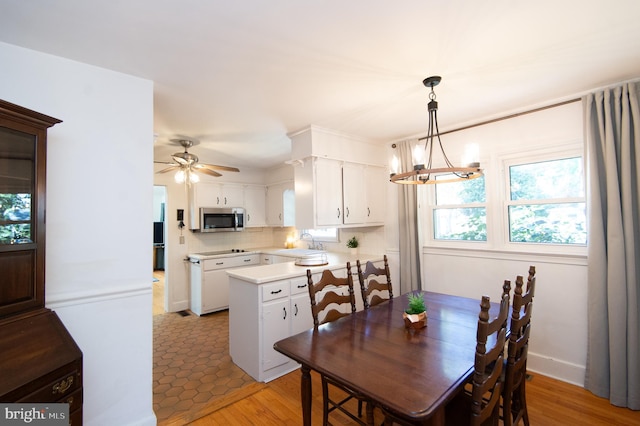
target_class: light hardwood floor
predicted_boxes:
[152,272,638,425]
[186,369,640,425]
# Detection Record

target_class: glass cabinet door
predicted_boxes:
[0,99,59,319]
[0,127,35,246]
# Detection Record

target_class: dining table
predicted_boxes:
[273,291,500,425]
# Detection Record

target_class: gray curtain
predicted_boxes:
[584,82,640,410]
[396,140,422,293]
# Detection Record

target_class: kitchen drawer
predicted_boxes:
[262,281,290,302]
[231,254,260,267]
[202,258,232,270]
[290,276,309,296]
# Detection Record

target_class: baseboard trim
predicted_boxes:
[527,351,586,387]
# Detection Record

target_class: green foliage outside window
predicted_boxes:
[434,176,486,241]
[509,157,586,245]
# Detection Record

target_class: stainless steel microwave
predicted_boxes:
[195,207,245,232]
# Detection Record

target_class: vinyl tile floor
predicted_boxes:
[152,272,255,424]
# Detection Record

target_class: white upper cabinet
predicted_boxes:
[193,182,244,207]
[266,181,295,227]
[364,165,387,224]
[295,157,386,229]
[342,162,366,224]
[244,185,267,227]
[314,158,343,226]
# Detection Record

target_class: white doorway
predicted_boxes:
[153,185,167,315]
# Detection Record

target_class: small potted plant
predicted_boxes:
[403,292,427,329]
[346,236,359,255]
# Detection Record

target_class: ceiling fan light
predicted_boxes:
[189,171,200,183]
[174,170,186,183]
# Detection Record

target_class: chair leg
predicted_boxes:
[519,382,530,426]
[322,377,330,426]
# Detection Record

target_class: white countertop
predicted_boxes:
[188,247,327,260]
[227,252,383,284]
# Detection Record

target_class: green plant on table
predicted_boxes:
[346,236,359,248]
[405,292,426,314]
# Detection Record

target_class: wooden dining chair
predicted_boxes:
[502,266,536,426]
[306,263,371,425]
[356,255,393,309]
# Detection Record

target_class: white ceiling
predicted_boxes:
[2,1,640,170]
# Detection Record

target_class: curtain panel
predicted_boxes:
[584,81,640,410]
[395,140,422,294]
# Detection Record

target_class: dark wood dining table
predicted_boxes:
[273,291,500,425]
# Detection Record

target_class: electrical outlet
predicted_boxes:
[179,236,185,244]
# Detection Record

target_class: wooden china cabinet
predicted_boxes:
[0,100,83,425]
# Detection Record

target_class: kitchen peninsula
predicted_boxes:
[227,252,383,382]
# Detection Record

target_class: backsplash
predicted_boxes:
[187,226,385,255]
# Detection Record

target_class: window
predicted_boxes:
[507,156,586,245]
[300,228,338,242]
[433,175,487,241]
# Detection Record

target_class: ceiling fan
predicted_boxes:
[155,139,239,183]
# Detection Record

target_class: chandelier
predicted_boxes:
[390,76,483,184]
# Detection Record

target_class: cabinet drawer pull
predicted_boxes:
[283,307,287,320]
[244,259,251,262]
[270,289,282,294]
[216,262,224,265]
[294,303,299,316]
[297,284,307,289]
[52,375,74,395]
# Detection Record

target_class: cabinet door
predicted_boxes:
[262,298,291,372]
[266,181,295,227]
[244,185,266,227]
[290,293,313,335]
[364,166,387,224]
[342,162,366,224]
[202,269,229,313]
[194,182,223,206]
[314,158,343,226]
[221,184,244,207]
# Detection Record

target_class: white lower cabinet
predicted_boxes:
[229,275,313,382]
[190,254,260,316]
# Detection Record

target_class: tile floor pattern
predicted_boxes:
[153,309,256,423]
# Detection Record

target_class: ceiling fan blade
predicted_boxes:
[172,155,190,165]
[157,165,180,174]
[197,163,240,173]
[196,167,222,178]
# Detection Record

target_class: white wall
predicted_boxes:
[1,42,156,425]
[386,101,589,386]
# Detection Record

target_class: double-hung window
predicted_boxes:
[506,155,586,245]
[432,175,487,241]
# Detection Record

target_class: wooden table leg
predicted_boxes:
[300,364,312,426]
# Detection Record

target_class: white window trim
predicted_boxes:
[422,140,587,257]
[500,144,587,256]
